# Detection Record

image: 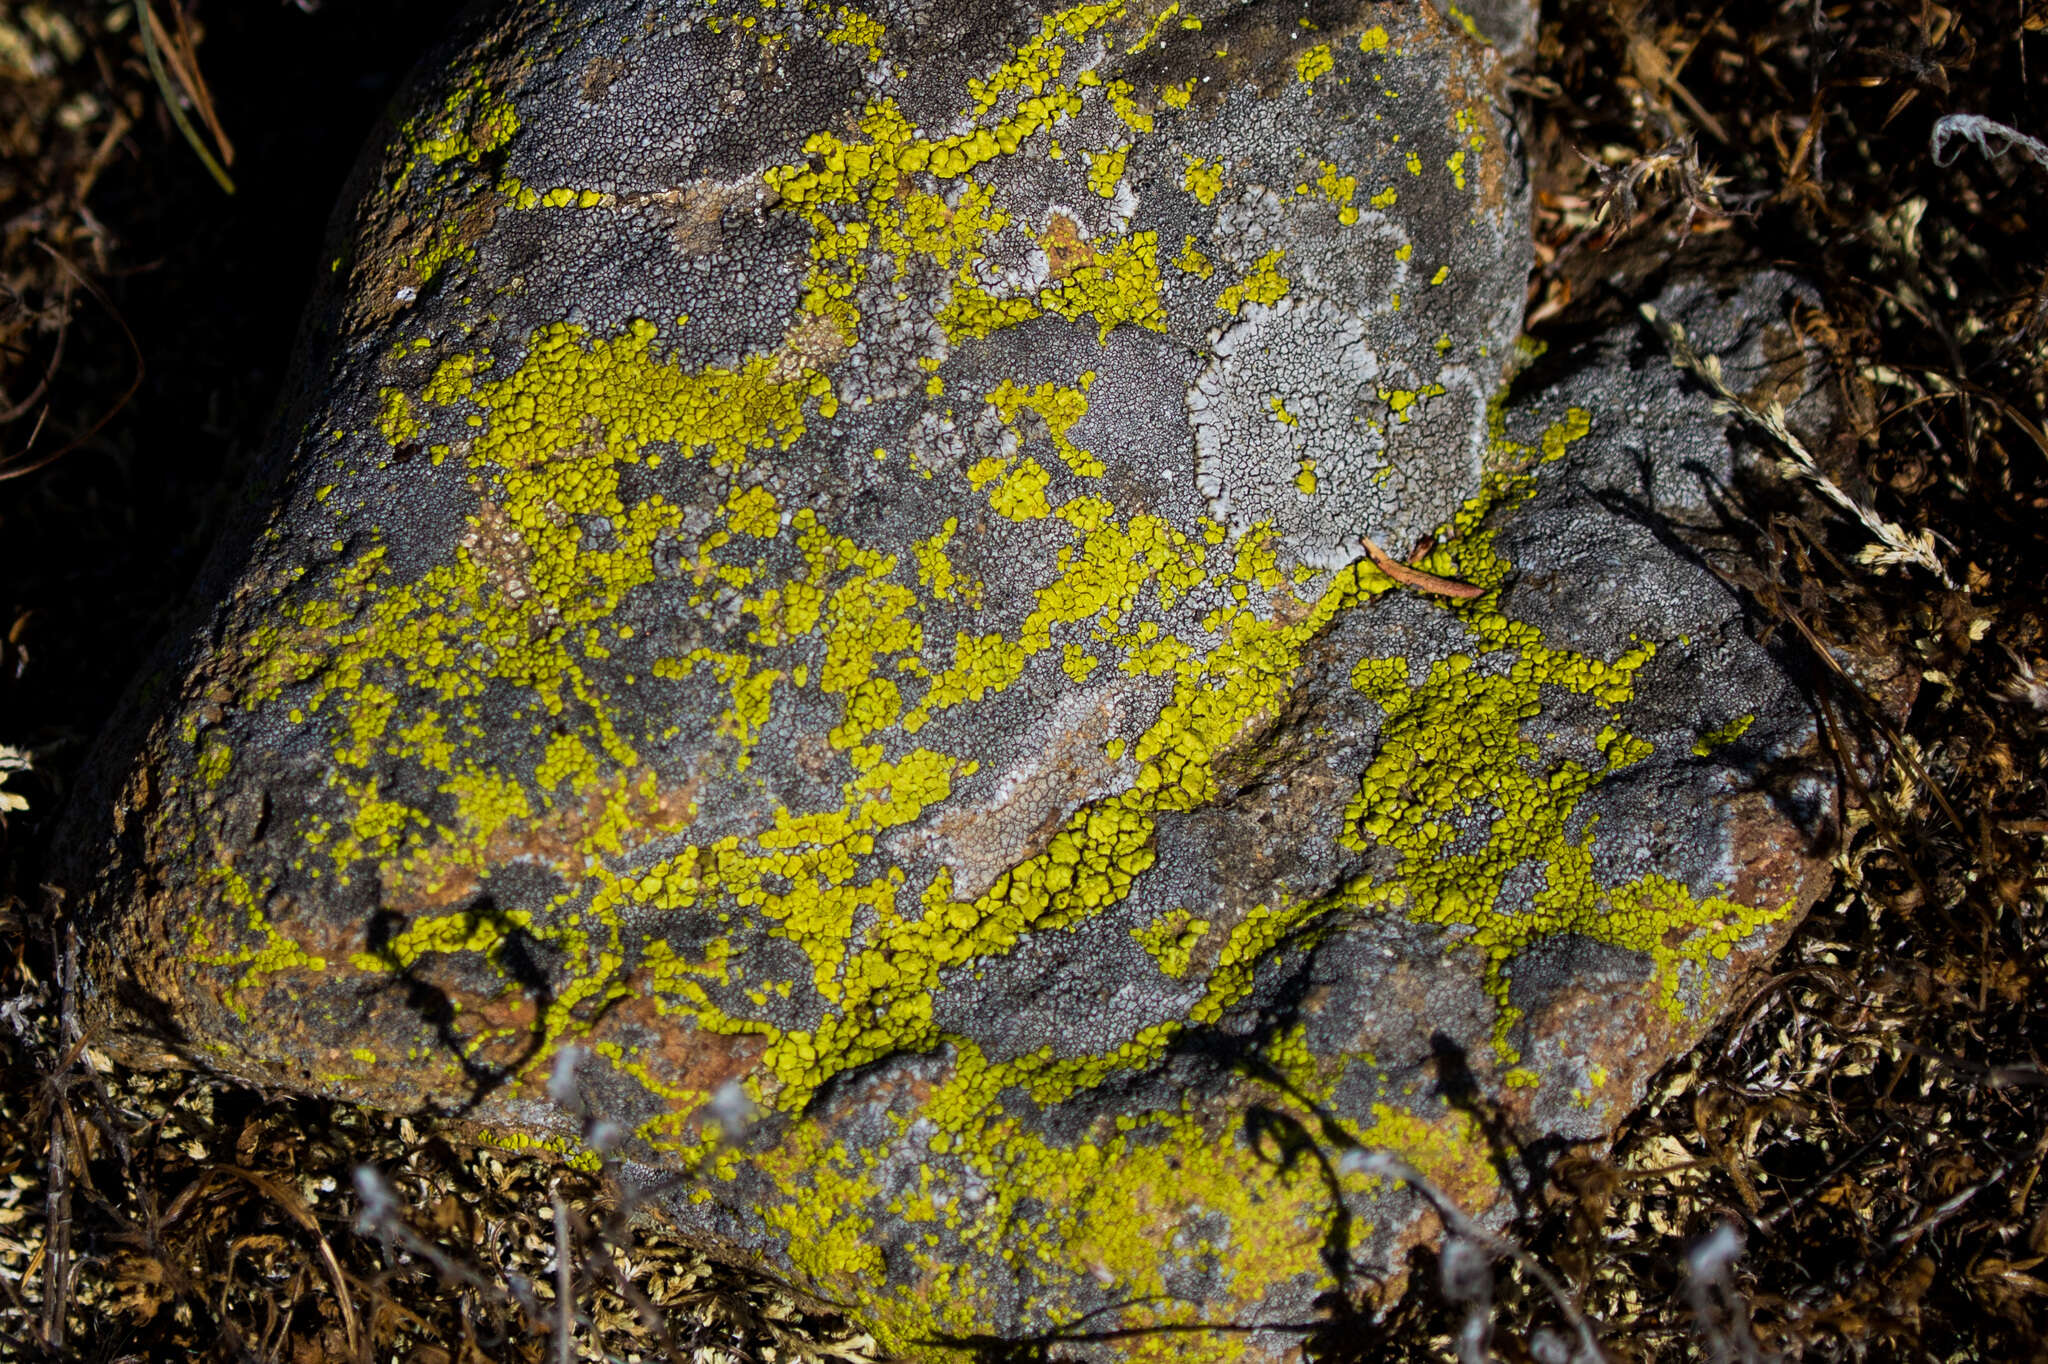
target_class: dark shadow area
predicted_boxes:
[361,893,560,1117]
[1426,1031,1572,1227]
[1,0,469,781]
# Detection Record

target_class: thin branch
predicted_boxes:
[1359,533,1483,599]
[1341,1148,1610,1363]
[0,246,145,484]
[552,1197,574,1364]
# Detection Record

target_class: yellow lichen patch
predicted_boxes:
[985,374,1102,477]
[1039,231,1168,342]
[1380,381,1445,424]
[406,68,520,171]
[1085,143,1131,198]
[197,734,233,787]
[1692,713,1755,756]
[723,402,1780,1342]
[240,311,870,965]
[725,483,782,538]
[912,517,967,604]
[633,783,1156,1110]
[358,891,540,973]
[1358,25,1390,54]
[378,387,420,446]
[190,866,328,1018]
[901,630,1028,733]
[1443,4,1485,40]
[823,6,885,60]
[476,316,833,472]
[1124,0,1181,53]
[654,650,783,761]
[1328,412,1793,1061]
[1104,77,1153,134]
[1295,42,1334,83]
[895,507,1204,739]
[1181,154,1224,206]
[762,1138,889,1285]
[1314,159,1360,225]
[986,456,1053,521]
[751,9,1195,362]
[1214,248,1290,315]
[424,353,476,405]
[1541,406,1595,461]
[1133,548,1392,814]
[200,11,1790,1347]
[1352,1101,1498,1209]
[803,535,924,749]
[1132,906,1208,978]
[752,1013,1492,1355]
[939,267,1043,343]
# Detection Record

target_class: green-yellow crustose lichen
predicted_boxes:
[1132,906,1209,978]
[1215,248,1291,314]
[1693,712,1756,755]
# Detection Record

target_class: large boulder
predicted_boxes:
[63,0,1831,1357]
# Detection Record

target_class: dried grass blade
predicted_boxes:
[1640,302,1956,588]
[134,1,235,196]
[0,288,70,425]
[166,1,234,166]
[182,1165,364,1362]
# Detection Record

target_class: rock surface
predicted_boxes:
[64,0,1833,1358]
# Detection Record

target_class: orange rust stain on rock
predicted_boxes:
[387,768,706,916]
[1040,212,1098,281]
[604,991,768,1097]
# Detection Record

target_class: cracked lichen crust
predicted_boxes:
[63,1,1823,1358]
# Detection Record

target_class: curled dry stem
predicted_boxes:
[164,1166,363,1361]
[0,247,145,484]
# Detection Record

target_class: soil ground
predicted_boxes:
[1,2,2044,1360]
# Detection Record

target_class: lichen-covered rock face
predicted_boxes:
[66,0,1831,1358]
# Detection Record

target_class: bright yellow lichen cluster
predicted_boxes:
[407,67,520,171]
[378,65,528,288]
[1131,905,1208,977]
[1215,247,1290,314]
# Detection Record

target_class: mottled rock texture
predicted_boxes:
[64,0,1834,1358]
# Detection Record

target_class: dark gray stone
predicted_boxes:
[61,2,1831,1358]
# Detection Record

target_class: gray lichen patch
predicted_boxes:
[1191,293,1492,565]
[1152,34,1527,565]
